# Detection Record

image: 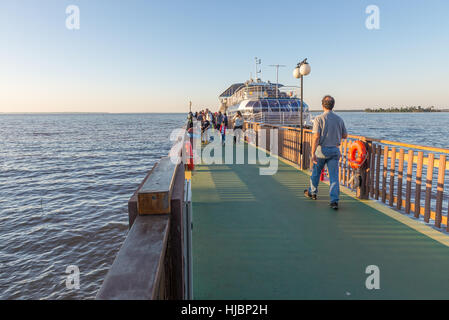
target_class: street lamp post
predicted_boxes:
[293,58,311,169]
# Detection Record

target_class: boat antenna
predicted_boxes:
[269,64,286,98]
[254,57,262,82]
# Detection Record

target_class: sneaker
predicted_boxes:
[330,202,338,210]
[304,189,317,200]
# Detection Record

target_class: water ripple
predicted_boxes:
[0,113,185,299]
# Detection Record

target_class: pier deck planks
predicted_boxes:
[191,143,449,299]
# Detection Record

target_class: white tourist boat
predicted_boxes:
[218,60,312,127]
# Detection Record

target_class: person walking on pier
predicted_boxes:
[187,112,193,129]
[233,111,244,144]
[223,112,228,128]
[201,117,211,144]
[216,111,223,130]
[304,95,347,210]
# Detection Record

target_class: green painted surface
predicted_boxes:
[192,143,449,299]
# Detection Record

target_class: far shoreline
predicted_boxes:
[311,109,449,113]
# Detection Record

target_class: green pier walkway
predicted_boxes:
[191,143,449,299]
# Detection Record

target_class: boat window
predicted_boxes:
[268,100,280,112]
[279,100,291,112]
[245,101,256,110]
[290,100,299,111]
[302,102,309,110]
[260,100,269,112]
[294,100,308,111]
[252,101,261,112]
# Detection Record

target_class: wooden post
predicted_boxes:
[307,132,313,170]
[375,145,381,200]
[397,149,405,210]
[357,140,371,199]
[435,155,446,228]
[405,150,414,214]
[298,130,302,166]
[369,143,376,198]
[300,137,304,170]
[342,140,348,186]
[389,147,396,207]
[137,157,178,215]
[266,126,271,153]
[447,203,449,232]
[424,153,435,223]
[346,140,352,188]
[382,146,389,203]
[414,151,424,218]
[296,129,300,165]
[365,141,372,196]
[339,142,343,182]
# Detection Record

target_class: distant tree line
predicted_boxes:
[364,106,441,113]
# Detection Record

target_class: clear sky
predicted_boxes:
[0,0,448,112]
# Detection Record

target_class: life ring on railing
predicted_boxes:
[185,141,194,171]
[348,140,367,169]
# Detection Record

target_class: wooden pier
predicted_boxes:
[192,142,449,299]
[246,122,449,231]
[97,120,449,300]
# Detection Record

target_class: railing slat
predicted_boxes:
[435,155,446,228]
[375,145,381,200]
[280,128,284,159]
[290,129,294,162]
[339,141,343,182]
[308,132,312,169]
[389,147,397,207]
[424,153,435,223]
[343,140,348,186]
[447,202,449,232]
[382,146,389,203]
[414,152,424,218]
[347,140,352,188]
[397,149,404,210]
[405,150,414,214]
[369,143,376,198]
[295,130,299,164]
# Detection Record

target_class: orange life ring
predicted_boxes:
[348,140,367,169]
[185,141,194,171]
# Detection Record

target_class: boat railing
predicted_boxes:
[247,112,308,126]
[245,121,449,232]
[226,84,301,107]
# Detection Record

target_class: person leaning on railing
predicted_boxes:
[304,95,348,210]
[187,112,193,129]
[233,111,244,144]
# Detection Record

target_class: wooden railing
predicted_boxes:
[97,123,191,300]
[245,121,449,231]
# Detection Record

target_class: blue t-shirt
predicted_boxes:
[312,111,347,147]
